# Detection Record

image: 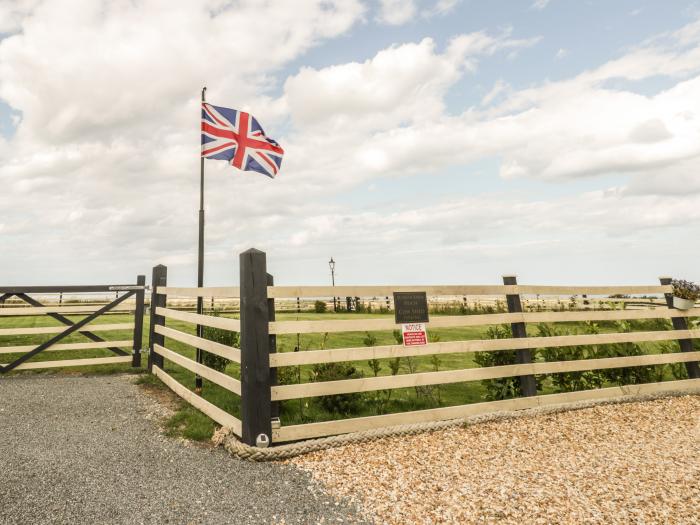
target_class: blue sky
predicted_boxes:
[1,0,699,287]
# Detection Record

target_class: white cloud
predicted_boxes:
[481,79,510,105]
[279,18,700,188]
[422,0,461,17]
[284,29,540,132]
[376,0,417,25]
[1,5,700,286]
[531,0,551,10]
[0,0,40,34]
[555,47,568,59]
[0,0,365,145]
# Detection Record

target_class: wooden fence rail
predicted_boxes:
[269,329,700,367]
[146,250,700,447]
[268,308,700,334]
[273,379,700,442]
[266,284,671,298]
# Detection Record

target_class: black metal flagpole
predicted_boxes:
[195,86,207,391]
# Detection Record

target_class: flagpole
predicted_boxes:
[195,86,207,392]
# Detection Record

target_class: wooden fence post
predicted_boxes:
[240,249,272,446]
[268,273,279,420]
[503,275,537,396]
[660,277,700,379]
[132,274,146,368]
[148,265,167,372]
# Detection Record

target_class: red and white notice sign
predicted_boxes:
[402,322,427,346]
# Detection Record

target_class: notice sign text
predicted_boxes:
[393,291,429,324]
[402,323,427,346]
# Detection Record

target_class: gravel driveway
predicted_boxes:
[0,375,366,525]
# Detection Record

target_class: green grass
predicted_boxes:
[1,309,697,441]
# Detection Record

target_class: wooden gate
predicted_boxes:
[0,279,146,373]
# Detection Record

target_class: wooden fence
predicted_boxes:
[148,250,700,447]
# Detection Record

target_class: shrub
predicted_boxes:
[309,362,364,415]
[595,321,656,385]
[314,300,327,313]
[201,312,238,372]
[474,325,543,400]
[276,363,298,386]
[659,342,690,380]
[538,323,604,392]
[473,325,521,400]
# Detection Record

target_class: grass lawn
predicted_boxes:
[1,309,696,441]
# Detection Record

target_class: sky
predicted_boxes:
[1,0,700,288]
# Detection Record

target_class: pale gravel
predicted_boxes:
[0,374,367,525]
[290,395,700,524]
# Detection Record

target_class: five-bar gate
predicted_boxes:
[0,279,146,373]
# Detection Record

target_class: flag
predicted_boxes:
[201,102,284,178]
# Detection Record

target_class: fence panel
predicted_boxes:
[146,250,700,449]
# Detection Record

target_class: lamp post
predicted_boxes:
[328,257,336,311]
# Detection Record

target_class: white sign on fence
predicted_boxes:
[402,322,427,346]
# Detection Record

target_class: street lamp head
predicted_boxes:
[328,257,335,272]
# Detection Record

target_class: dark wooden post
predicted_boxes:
[267,273,279,420]
[132,274,146,368]
[660,277,700,379]
[503,275,537,396]
[148,265,167,372]
[240,249,272,446]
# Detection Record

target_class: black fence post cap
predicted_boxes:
[241,248,265,255]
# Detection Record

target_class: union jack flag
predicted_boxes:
[201,103,284,178]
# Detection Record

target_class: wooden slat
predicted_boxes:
[0,340,132,355]
[269,307,700,335]
[156,307,240,332]
[273,378,700,441]
[0,323,132,336]
[268,285,515,298]
[271,350,700,401]
[515,285,670,295]
[267,284,671,299]
[0,305,134,316]
[157,286,240,298]
[269,314,513,334]
[153,365,241,435]
[1,302,121,308]
[1,356,132,370]
[153,344,241,395]
[155,325,240,363]
[522,308,700,323]
[271,328,700,367]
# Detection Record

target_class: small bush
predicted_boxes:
[276,367,298,387]
[201,311,238,372]
[314,300,327,313]
[659,342,690,380]
[309,362,363,415]
[596,321,656,385]
[473,325,543,400]
[538,323,604,393]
